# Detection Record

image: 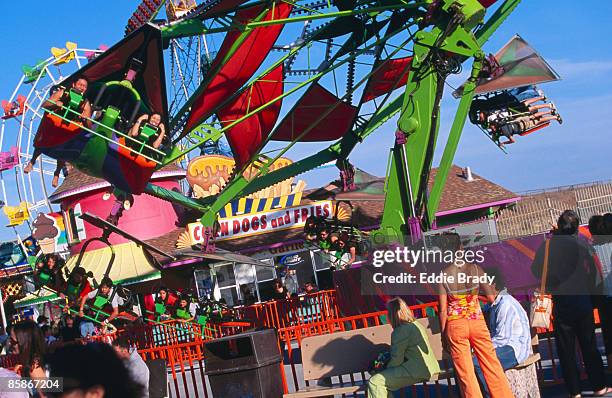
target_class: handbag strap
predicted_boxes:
[540,239,550,295]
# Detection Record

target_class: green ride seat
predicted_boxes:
[38,272,51,284]
[61,89,84,120]
[176,309,190,320]
[196,315,208,326]
[154,302,166,315]
[93,295,109,309]
[135,123,158,155]
[66,284,79,298]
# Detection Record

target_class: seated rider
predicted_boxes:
[128,112,166,156]
[507,85,545,104]
[317,226,333,252]
[471,85,561,145]
[153,286,173,321]
[61,267,93,305]
[34,254,65,291]
[304,217,318,242]
[498,108,561,144]
[173,295,194,322]
[331,232,358,270]
[24,77,92,187]
[78,277,119,338]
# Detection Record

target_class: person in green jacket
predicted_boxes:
[368,297,441,398]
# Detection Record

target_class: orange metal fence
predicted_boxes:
[234,289,341,330]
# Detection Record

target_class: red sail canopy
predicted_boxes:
[362,56,413,102]
[272,84,358,142]
[75,25,168,127]
[218,64,284,168]
[184,3,292,133]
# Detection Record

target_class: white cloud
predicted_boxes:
[548,58,612,80]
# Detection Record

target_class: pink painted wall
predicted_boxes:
[62,179,181,253]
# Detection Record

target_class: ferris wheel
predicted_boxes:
[0,44,107,241]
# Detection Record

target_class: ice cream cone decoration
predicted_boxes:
[32,213,59,254]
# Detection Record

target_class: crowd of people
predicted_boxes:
[5,209,611,397]
[30,262,125,339]
[368,212,611,398]
[0,319,149,397]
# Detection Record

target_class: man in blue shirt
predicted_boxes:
[113,335,150,398]
[473,268,531,397]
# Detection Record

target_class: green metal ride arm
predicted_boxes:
[378,0,519,241]
[426,56,483,225]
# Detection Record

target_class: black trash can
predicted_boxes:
[204,329,283,398]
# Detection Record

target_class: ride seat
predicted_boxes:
[93,82,142,130]
[93,295,109,309]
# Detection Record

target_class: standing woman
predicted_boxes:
[367,298,440,398]
[438,233,513,398]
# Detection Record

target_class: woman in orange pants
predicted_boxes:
[437,234,514,398]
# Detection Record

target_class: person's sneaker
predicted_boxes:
[102,192,111,201]
[556,114,563,124]
[549,103,557,115]
[52,175,60,187]
[123,200,131,210]
[536,88,546,100]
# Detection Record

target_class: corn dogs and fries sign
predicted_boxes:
[184,200,334,244]
[177,155,346,246]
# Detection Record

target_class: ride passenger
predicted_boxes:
[78,277,119,338]
[317,226,333,252]
[154,286,173,321]
[507,85,545,104]
[24,77,92,187]
[62,266,93,304]
[304,217,319,242]
[367,298,440,398]
[498,109,561,144]
[332,232,358,269]
[173,295,194,322]
[129,112,166,152]
[33,253,65,291]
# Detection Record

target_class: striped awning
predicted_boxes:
[64,241,160,285]
[14,289,60,309]
[15,241,161,308]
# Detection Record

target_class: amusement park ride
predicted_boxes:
[0,0,562,327]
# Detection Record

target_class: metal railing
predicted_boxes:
[496,180,612,239]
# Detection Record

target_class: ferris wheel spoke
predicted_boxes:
[1,48,93,222]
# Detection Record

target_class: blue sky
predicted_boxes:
[0,1,610,241]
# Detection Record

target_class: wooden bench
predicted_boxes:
[284,317,455,398]
[504,335,541,398]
